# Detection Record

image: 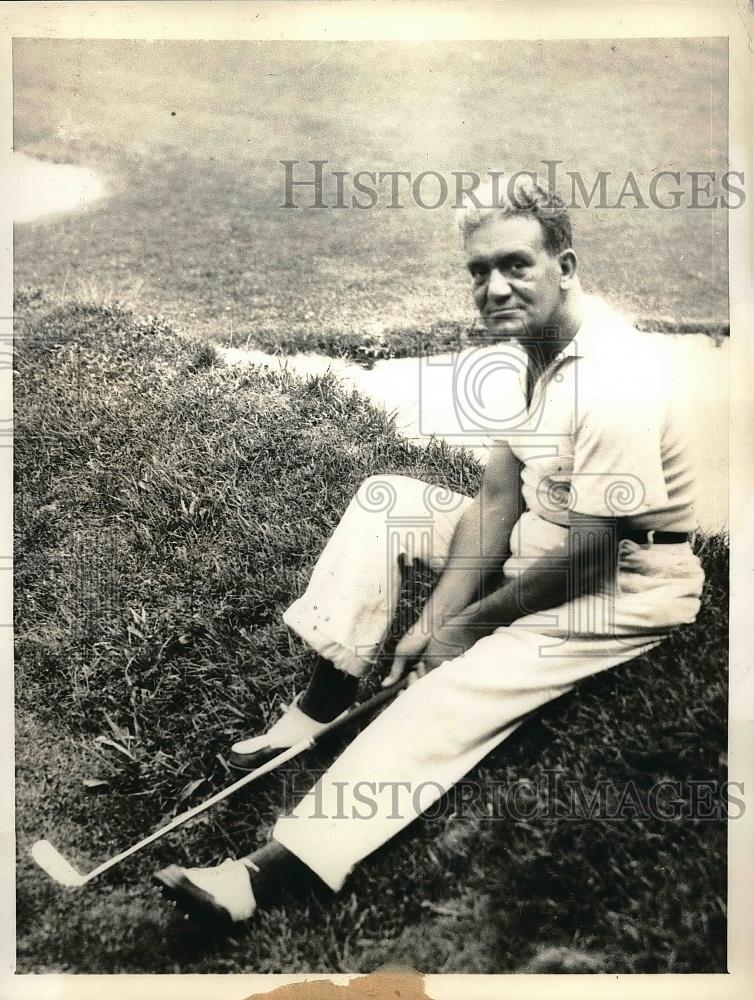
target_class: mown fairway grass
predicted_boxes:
[14,37,729,349]
[15,294,727,973]
[14,36,729,974]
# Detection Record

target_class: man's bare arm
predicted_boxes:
[428,441,523,620]
[383,441,522,682]
[418,512,619,665]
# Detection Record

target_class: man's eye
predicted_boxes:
[509,262,527,276]
[469,267,487,282]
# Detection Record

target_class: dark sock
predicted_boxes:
[298,655,358,723]
[242,841,319,909]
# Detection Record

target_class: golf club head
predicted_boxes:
[31,839,87,888]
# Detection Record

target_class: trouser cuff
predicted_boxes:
[272,821,350,893]
[283,601,371,678]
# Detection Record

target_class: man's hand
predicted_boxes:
[381,441,522,689]
[382,619,478,686]
[381,627,429,686]
[421,620,478,666]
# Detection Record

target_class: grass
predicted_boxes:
[13,37,729,353]
[14,295,727,974]
[13,36,729,974]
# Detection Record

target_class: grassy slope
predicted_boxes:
[15,296,727,973]
[13,37,729,348]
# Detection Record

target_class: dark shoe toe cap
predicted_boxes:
[228,745,287,772]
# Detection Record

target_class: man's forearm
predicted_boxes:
[403,441,522,649]
[459,559,571,632]
[454,527,618,636]
[387,479,522,678]
[424,494,519,624]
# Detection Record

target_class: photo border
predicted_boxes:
[1,2,751,999]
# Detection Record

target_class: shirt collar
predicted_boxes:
[546,296,617,367]
[550,333,582,366]
[520,297,618,405]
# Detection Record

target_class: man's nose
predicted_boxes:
[487,268,512,299]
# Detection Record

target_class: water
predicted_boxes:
[11,151,106,223]
[9,151,727,532]
[223,334,728,534]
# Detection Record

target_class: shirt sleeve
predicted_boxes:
[570,360,669,520]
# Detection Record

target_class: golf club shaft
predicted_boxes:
[79,674,412,883]
[81,741,309,882]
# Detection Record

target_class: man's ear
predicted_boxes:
[557,249,578,288]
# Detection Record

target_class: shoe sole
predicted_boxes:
[154,865,234,931]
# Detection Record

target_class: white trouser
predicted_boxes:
[274,475,705,891]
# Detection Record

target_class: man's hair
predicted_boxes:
[457,175,573,255]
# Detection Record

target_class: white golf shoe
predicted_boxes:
[154,858,257,927]
[228,695,349,771]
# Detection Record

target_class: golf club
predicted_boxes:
[31,672,413,888]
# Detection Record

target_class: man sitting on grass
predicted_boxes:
[155,178,705,927]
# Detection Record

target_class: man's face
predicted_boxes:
[465,214,567,341]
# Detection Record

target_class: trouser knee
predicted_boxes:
[352,474,419,519]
